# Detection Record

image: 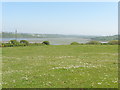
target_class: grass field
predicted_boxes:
[2,45,118,88]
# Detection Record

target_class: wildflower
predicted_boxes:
[22,76,28,80]
[98,82,102,85]
[105,75,108,77]
[107,84,110,86]
[39,75,42,76]
[113,81,118,83]
[48,81,51,84]
[13,80,16,83]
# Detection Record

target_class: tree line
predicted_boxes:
[1,40,50,47]
[0,40,119,47]
[71,40,119,45]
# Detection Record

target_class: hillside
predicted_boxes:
[1,32,97,39]
[1,32,118,42]
[91,35,118,41]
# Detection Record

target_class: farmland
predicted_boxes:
[2,45,118,88]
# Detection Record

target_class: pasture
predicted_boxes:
[2,45,118,88]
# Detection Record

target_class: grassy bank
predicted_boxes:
[2,45,118,88]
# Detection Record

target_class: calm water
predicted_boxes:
[1,38,91,45]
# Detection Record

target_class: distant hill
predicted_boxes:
[91,35,118,41]
[1,32,35,38]
[1,32,97,39]
[1,32,118,42]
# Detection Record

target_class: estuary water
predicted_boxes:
[1,38,91,45]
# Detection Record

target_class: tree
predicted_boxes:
[108,40,118,45]
[71,42,80,45]
[20,40,29,45]
[42,41,50,45]
[86,41,101,45]
[9,40,19,45]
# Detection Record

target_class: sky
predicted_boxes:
[2,2,118,36]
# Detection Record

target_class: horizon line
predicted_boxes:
[1,31,118,36]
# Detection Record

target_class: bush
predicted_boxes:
[108,40,118,45]
[42,41,50,45]
[2,43,14,47]
[9,40,19,45]
[29,43,43,46]
[19,43,27,46]
[2,43,26,47]
[71,42,80,45]
[20,40,29,46]
[15,43,26,46]
[86,41,101,45]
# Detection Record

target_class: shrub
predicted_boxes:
[19,43,26,46]
[9,40,19,45]
[42,41,50,45]
[29,43,43,46]
[20,40,29,46]
[119,40,120,45]
[2,43,26,47]
[108,40,118,45]
[2,43,14,47]
[86,41,101,45]
[71,42,80,45]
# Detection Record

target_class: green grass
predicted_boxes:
[2,45,118,88]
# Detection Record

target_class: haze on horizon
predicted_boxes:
[2,2,118,36]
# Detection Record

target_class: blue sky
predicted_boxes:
[2,2,118,35]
